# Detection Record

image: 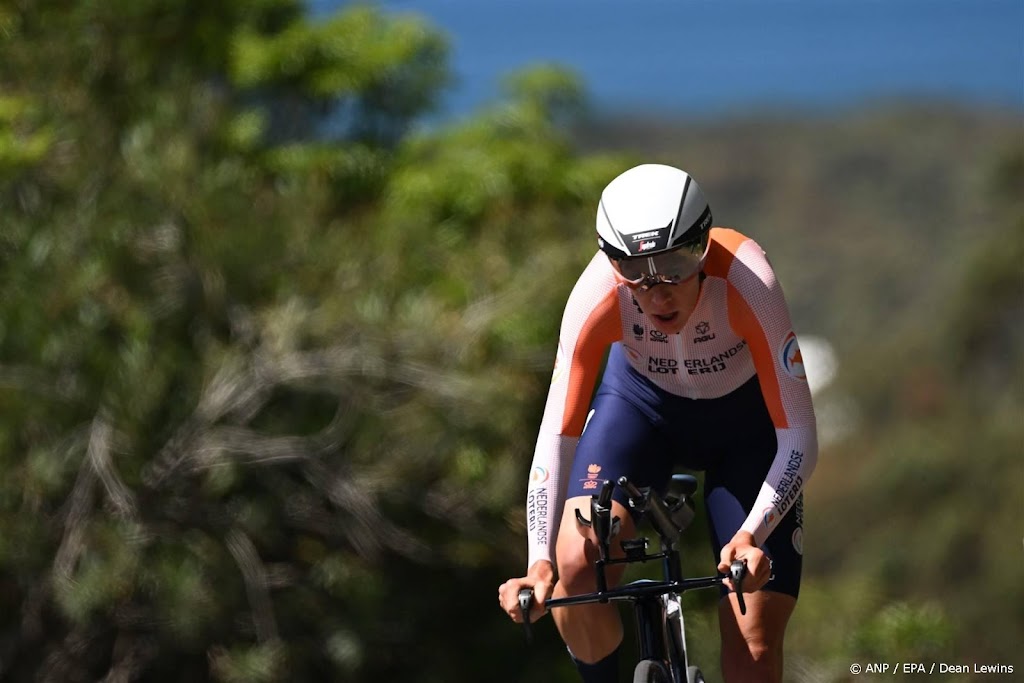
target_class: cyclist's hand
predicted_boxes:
[718,531,771,592]
[498,560,554,623]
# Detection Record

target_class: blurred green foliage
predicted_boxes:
[1,0,1021,681]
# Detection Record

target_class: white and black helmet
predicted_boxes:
[596,164,713,259]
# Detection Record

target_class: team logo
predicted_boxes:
[625,224,670,256]
[582,463,602,490]
[762,506,778,529]
[632,323,645,341]
[530,466,549,484]
[779,331,806,380]
[649,329,668,343]
[631,228,664,242]
[693,321,716,344]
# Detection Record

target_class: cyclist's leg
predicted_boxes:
[699,377,803,683]
[705,486,802,682]
[554,386,672,671]
[552,495,635,664]
[716,493,803,683]
[718,589,795,683]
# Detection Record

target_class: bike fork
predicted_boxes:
[633,596,671,672]
[664,594,689,679]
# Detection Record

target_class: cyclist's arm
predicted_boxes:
[526,253,622,570]
[724,235,818,547]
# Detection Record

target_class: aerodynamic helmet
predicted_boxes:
[596,164,713,260]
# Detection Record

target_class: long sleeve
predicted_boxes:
[526,253,622,568]
[722,234,818,546]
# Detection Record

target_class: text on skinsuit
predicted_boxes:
[769,450,804,518]
[527,487,549,545]
[648,357,679,374]
[682,340,747,374]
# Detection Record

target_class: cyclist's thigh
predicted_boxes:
[565,387,673,516]
[702,380,803,599]
[554,495,635,586]
[557,387,670,581]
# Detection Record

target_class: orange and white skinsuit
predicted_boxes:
[525,227,817,594]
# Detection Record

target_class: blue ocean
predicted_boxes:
[312,0,1024,119]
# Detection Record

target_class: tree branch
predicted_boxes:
[225,529,279,645]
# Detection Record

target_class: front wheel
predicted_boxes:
[633,659,671,683]
[686,665,706,683]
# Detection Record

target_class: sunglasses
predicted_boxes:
[611,235,708,291]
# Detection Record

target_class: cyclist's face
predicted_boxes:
[630,275,701,335]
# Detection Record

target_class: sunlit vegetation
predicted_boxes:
[1,2,1020,681]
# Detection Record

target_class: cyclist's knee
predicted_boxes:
[554,533,599,593]
[719,591,793,682]
[722,630,778,663]
[726,615,784,658]
[555,547,596,593]
[554,496,634,593]
[721,621,783,683]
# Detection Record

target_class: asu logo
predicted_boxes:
[779,331,806,380]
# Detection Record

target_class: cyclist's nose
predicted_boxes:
[648,284,675,306]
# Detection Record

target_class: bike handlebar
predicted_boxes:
[598,478,614,507]
[517,588,534,643]
[617,476,680,544]
[515,477,750,644]
[730,559,747,615]
[516,559,748,642]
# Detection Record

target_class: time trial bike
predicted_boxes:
[518,474,748,683]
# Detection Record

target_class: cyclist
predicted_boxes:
[498,164,817,683]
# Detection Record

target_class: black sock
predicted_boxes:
[571,646,621,683]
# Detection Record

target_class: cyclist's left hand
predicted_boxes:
[718,531,771,592]
[498,560,554,623]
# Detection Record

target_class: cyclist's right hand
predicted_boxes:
[498,560,554,624]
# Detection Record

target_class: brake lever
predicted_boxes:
[729,560,747,616]
[518,588,535,644]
